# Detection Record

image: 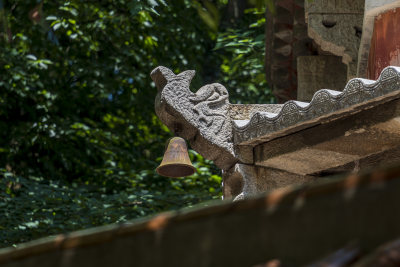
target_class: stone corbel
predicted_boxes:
[151,66,236,170]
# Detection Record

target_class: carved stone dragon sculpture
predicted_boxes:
[150,66,236,170]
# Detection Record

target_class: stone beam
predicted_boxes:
[254,101,400,176]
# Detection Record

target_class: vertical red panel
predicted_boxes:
[368,8,400,80]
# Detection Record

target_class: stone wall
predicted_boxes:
[297,55,347,101]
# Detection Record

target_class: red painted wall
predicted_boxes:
[368,7,400,80]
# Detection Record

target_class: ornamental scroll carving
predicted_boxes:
[233,66,400,144]
[151,66,237,170]
[189,83,229,135]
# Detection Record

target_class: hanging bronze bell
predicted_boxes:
[156,137,196,178]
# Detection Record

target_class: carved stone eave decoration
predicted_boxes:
[151,66,236,170]
[152,65,400,200]
[233,66,400,144]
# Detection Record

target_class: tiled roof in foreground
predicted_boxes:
[1,166,400,266]
[233,66,400,144]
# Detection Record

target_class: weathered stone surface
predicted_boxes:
[305,0,364,79]
[229,104,283,120]
[233,66,400,145]
[231,163,316,200]
[151,66,236,170]
[234,164,258,200]
[222,164,243,199]
[306,0,364,14]
[233,145,253,164]
[255,117,400,176]
[231,150,317,199]
[297,55,347,101]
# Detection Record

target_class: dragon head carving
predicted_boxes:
[151,66,237,170]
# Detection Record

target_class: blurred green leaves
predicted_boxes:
[194,0,221,32]
[0,0,224,248]
[0,159,221,247]
[215,7,274,104]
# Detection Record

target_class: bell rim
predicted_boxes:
[156,163,196,178]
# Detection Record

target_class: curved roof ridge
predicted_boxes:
[233,66,400,143]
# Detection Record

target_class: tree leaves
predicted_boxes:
[0,0,224,248]
[215,8,274,104]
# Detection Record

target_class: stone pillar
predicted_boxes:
[305,0,365,79]
[265,0,314,103]
[222,164,243,199]
[297,56,347,101]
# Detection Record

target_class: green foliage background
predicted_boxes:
[0,0,273,247]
